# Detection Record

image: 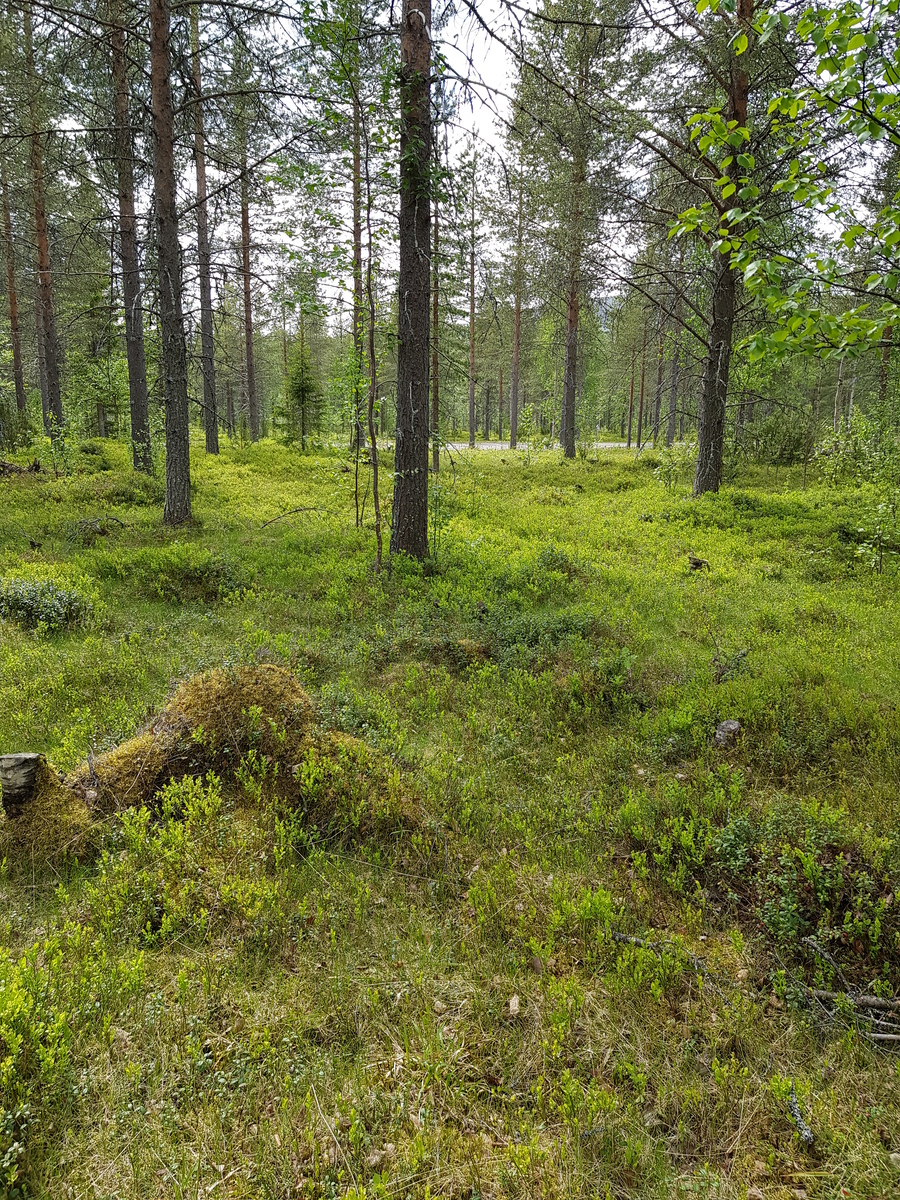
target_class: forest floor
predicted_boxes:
[1,437,899,1200]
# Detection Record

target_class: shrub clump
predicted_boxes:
[0,578,94,632]
[92,542,246,603]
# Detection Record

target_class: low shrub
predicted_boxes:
[0,578,94,632]
[91,542,245,603]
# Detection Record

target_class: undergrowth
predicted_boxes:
[0,439,898,1199]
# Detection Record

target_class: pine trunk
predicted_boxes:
[431,190,439,472]
[191,5,218,454]
[652,299,665,443]
[390,0,431,558]
[666,328,680,446]
[150,0,191,524]
[468,170,476,449]
[561,268,579,458]
[0,154,27,416]
[352,88,365,452]
[510,174,523,450]
[693,0,752,496]
[694,252,734,494]
[24,5,62,434]
[878,326,893,408]
[111,3,152,472]
[240,145,259,442]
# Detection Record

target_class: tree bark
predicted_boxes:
[191,4,218,455]
[833,357,844,432]
[498,364,503,442]
[431,183,439,471]
[24,4,62,434]
[694,251,734,493]
[693,0,752,496]
[652,297,665,443]
[510,171,523,450]
[0,153,27,417]
[626,347,635,447]
[561,266,579,458]
[150,0,191,524]
[34,283,49,431]
[636,332,646,448]
[666,325,680,446]
[878,325,892,409]
[240,137,259,441]
[468,157,476,449]
[352,84,365,453]
[390,0,431,559]
[111,2,152,472]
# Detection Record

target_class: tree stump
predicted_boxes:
[0,753,43,818]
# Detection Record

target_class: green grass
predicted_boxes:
[1,437,899,1199]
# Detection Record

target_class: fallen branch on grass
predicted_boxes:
[261,506,322,527]
[0,458,41,476]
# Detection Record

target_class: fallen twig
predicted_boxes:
[261,506,322,528]
[609,930,709,978]
[807,988,900,1013]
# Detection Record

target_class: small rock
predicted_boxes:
[433,999,447,1015]
[529,954,545,976]
[714,719,742,748]
[890,1151,900,1170]
[747,1188,764,1200]
[508,994,520,1017]
[767,993,783,1010]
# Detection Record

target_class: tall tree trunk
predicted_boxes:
[35,283,49,431]
[226,375,235,434]
[0,153,27,416]
[468,158,476,449]
[484,381,490,439]
[150,0,191,524]
[878,325,893,409]
[431,183,439,471]
[833,357,844,432]
[390,0,432,558]
[239,134,259,441]
[24,4,62,434]
[666,325,680,447]
[191,5,218,454]
[561,53,588,461]
[652,296,665,443]
[626,347,635,447]
[693,0,752,496]
[561,266,579,458]
[694,252,734,493]
[111,1,152,472]
[510,170,523,450]
[352,84,365,452]
[498,364,503,443]
[636,333,646,448]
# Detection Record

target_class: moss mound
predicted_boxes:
[0,758,89,861]
[71,664,316,813]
